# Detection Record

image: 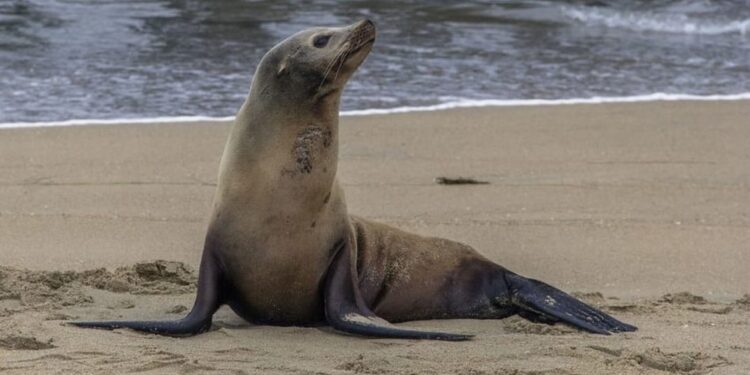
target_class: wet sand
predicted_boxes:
[1,100,749,374]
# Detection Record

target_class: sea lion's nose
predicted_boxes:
[356,19,376,30]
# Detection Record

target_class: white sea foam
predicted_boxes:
[341,93,750,116]
[562,6,750,35]
[1,93,749,129]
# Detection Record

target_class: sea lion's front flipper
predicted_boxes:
[69,250,224,336]
[324,237,472,341]
[504,273,637,335]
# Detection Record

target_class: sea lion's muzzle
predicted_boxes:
[346,19,376,55]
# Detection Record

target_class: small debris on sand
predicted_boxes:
[434,177,489,185]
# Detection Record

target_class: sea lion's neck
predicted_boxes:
[215,91,342,210]
[231,91,340,159]
[237,86,340,131]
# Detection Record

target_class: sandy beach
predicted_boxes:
[1,100,749,374]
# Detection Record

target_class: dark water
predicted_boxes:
[1,0,749,123]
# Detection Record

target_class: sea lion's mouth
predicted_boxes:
[346,38,375,57]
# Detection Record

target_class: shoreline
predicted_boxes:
[2,93,750,129]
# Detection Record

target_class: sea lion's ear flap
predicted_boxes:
[277,57,289,77]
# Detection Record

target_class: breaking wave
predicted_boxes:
[561,6,750,35]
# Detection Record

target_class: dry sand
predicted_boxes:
[1,100,749,374]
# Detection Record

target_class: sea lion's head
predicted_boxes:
[250,20,376,107]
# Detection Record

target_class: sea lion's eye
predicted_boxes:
[313,35,331,48]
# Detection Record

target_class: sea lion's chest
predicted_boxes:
[210,121,344,323]
[211,184,348,324]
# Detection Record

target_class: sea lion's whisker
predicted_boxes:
[319,43,349,89]
[319,52,341,88]
[332,48,352,83]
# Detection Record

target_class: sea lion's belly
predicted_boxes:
[213,200,347,325]
[226,242,330,325]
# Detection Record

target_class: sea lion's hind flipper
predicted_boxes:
[324,238,472,341]
[505,273,637,334]
[69,251,224,337]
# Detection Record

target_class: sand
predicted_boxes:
[1,100,748,374]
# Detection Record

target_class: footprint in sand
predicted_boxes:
[734,294,750,310]
[107,299,136,309]
[659,292,707,305]
[335,354,392,374]
[502,316,577,335]
[0,335,55,350]
[0,260,197,320]
[659,292,737,315]
[573,291,658,314]
[129,349,188,373]
[165,304,188,314]
[589,346,731,374]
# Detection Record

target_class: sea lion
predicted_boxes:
[71,20,636,340]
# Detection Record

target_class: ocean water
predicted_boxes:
[1,0,749,125]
